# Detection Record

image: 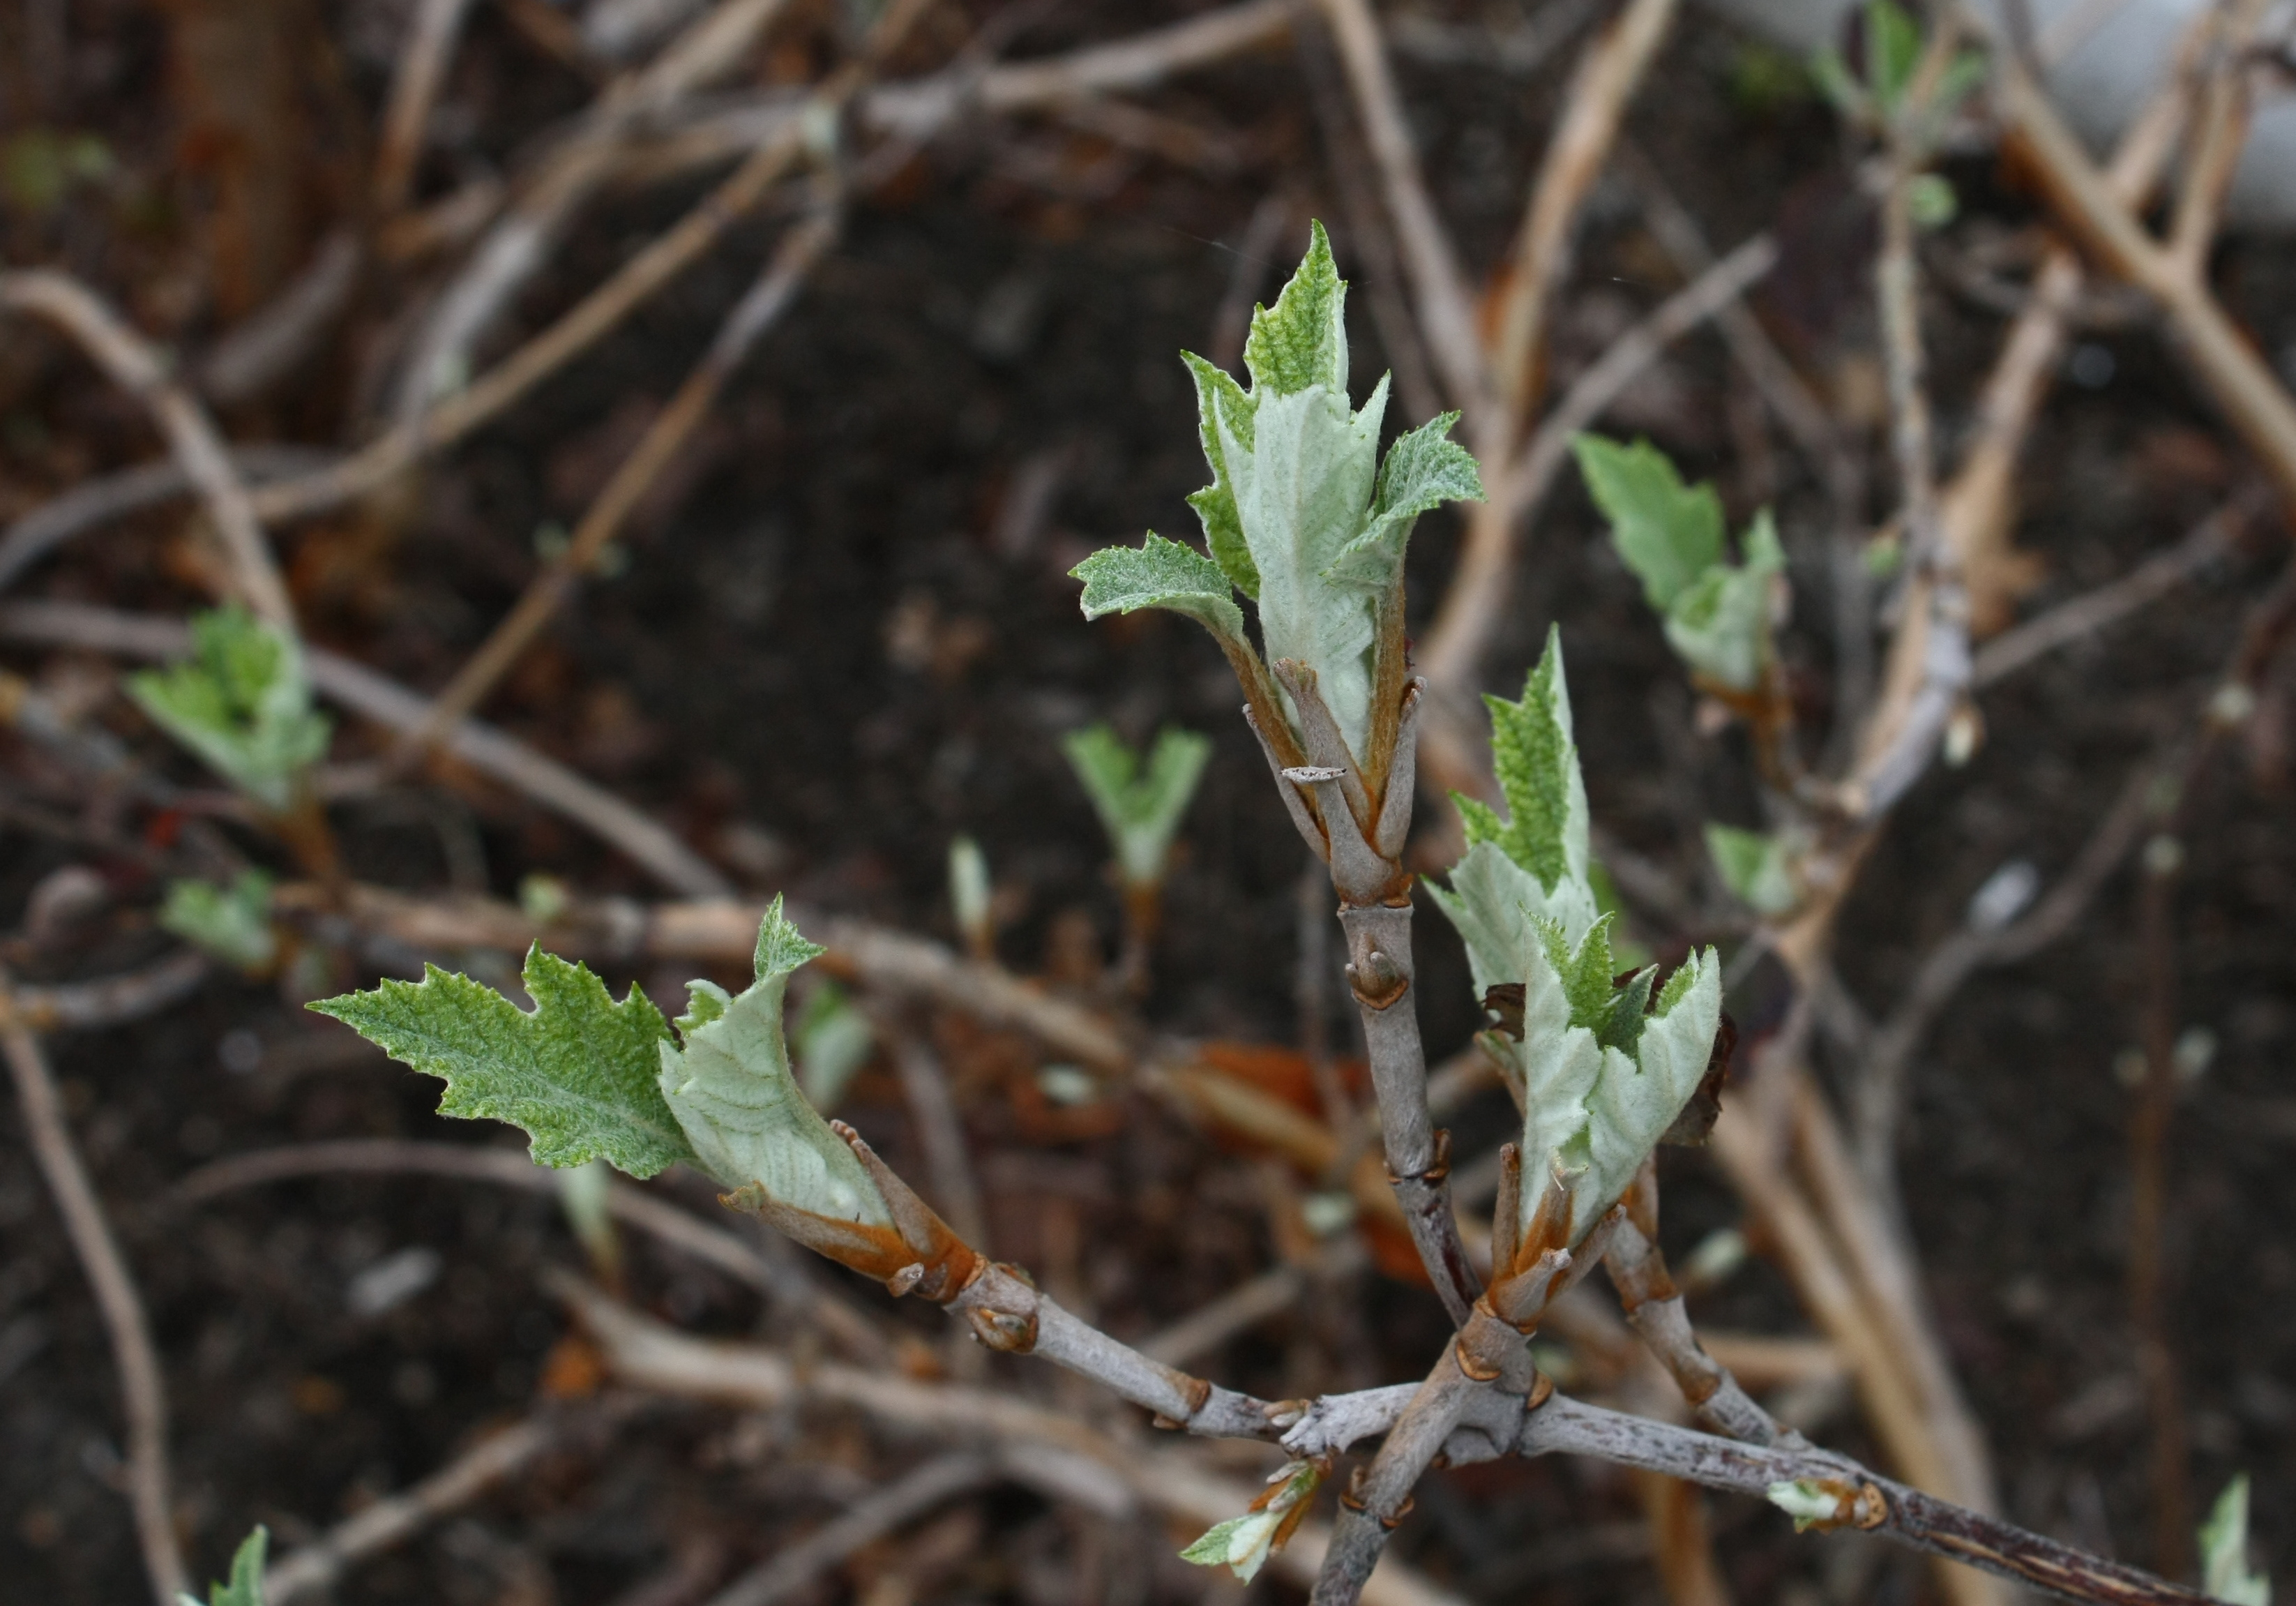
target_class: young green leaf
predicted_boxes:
[310,946,697,1178]
[1242,219,1347,398]
[1179,1459,1326,1583]
[1223,371,1390,756]
[160,871,277,972]
[180,1524,267,1606]
[1767,1480,1850,1533]
[1071,533,1247,647]
[128,605,331,811]
[1661,509,1785,691]
[1426,629,1599,1000]
[1573,435,1723,611]
[1705,822,1799,915]
[1181,352,1260,598]
[1328,410,1485,589]
[1864,0,1921,111]
[656,897,889,1224]
[1061,723,1213,888]
[948,835,992,954]
[2200,1476,2272,1606]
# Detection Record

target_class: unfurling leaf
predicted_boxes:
[948,836,992,955]
[2200,1476,2272,1606]
[1427,628,1599,1001]
[179,1524,267,1606]
[657,903,889,1228]
[160,871,277,972]
[128,605,331,811]
[1062,723,1213,888]
[1180,1459,1327,1583]
[1767,1479,1849,1533]
[1705,822,1799,915]
[1432,630,1725,1250]
[1080,223,1484,770]
[1573,435,1723,610]
[309,945,696,1178]
[1578,437,1785,691]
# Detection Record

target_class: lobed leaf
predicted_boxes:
[1062,723,1212,887]
[1475,626,1588,896]
[1661,509,1785,691]
[309,947,696,1178]
[1574,435,1723,612]
[1071,534,1247,647]
[128,605,331,812]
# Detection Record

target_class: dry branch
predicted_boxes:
[2,1014,184,1605]
[0,272,294,630]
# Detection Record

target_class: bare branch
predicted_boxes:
[1,1014,183,1604]
[0,271,294,630]
[375,0,477,215]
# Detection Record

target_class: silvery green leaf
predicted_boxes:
[1071,534,1247,647]
[1574,435,1724,611]
[1242,220,1347,398]
[1512,915,1610,1240]
[160,871,276,971]
[1663,511,1785,691]
[1223,374,1389,757]
[2200,1476,2271,1606]
[128,604,330,811]
[948,835,992,951]
[1327,410,1483,590]
[1576,945,1721,1230]
[1426,839,1593,1003]
[180,1525,268,1606]
[1178,1458,1324,1583]
[1181,351,1260,599]
[657,898,890,1224]
[1062,723,1212,887]
[1705,822,1799,915]
[310,947,697,1178]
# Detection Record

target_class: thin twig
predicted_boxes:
[1488,0,1679,429]
[1311,0,1490,416]
[0,271,294,630]
[697,1453,998,1606]
[0,600,732,897]
[390,202,840,763]
[3,952,209,1033]
[1,1012,184,1604]
[1970,491,2254,687]
[264,1406,628,1604]
[888,1030,990,1254]
[174,1136,891,1361]
[375,0,476,215]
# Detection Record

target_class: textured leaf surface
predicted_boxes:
[1072,534,1246,645]
[1470,627,1589,895]
[1181,352,1260,598]
[310,948,695,1178]
[656,897,889,1222]
[160,871,277,972]
[1062,723,1212,887]
[181,1525,268,1606]
[1178,1459,1323,1584]
[128,605,331,811]
[1225,375,1389,756]
[1329,410,1483,588]
[1574,435,1724,611]
[1242,220,1347,398]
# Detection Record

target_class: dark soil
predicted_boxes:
[1,2,2292,1603]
